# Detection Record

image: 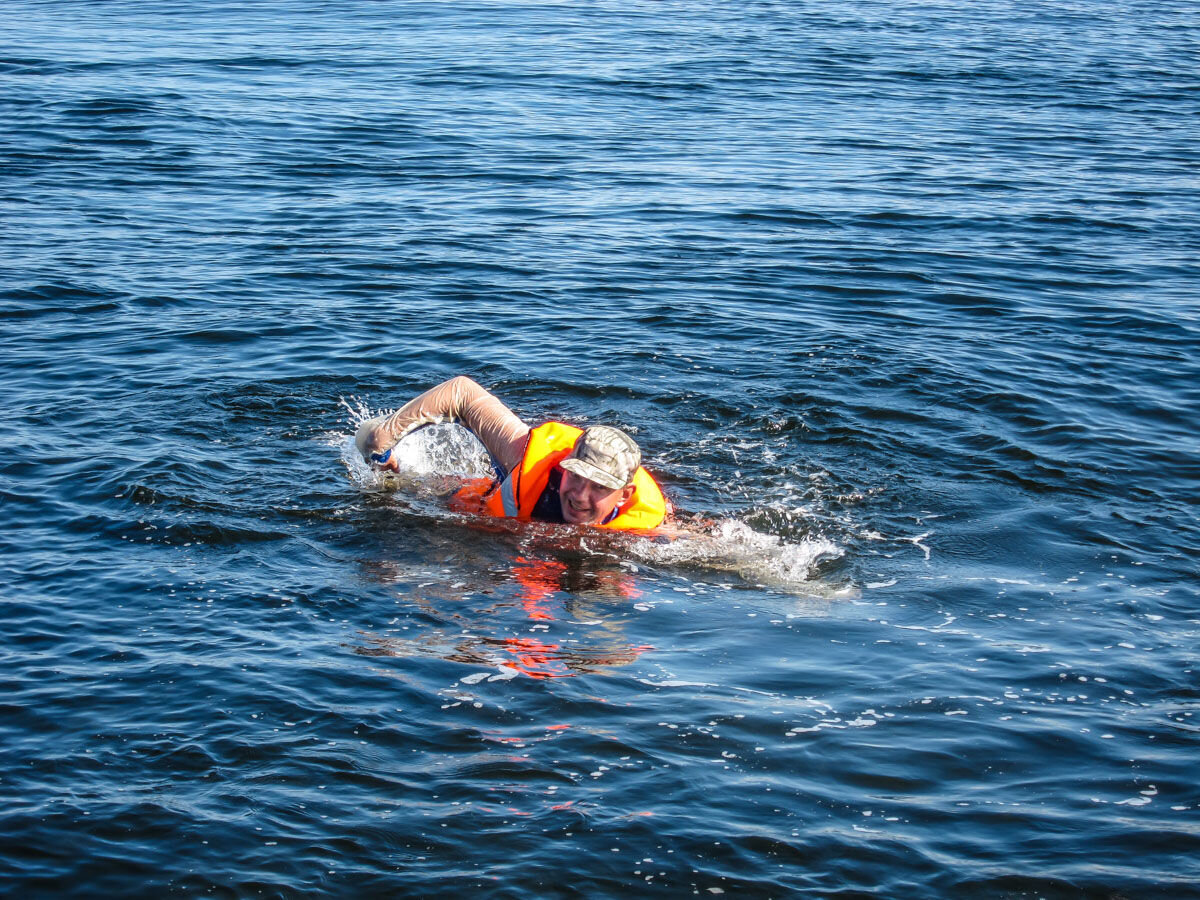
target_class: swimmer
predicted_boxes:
[356,376,669,531]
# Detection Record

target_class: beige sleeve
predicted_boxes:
[355,375,530,474]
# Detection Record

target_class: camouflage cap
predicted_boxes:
[560,426,641,490]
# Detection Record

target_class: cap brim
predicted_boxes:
[560,457,626,490]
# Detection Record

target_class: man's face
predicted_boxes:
[559,469,634,525]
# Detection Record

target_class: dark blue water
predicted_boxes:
[3,1,1198,896]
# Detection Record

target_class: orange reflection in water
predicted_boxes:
[356,550,653,679]
[499,555,649,678]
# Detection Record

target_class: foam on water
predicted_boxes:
[627,519,844,593]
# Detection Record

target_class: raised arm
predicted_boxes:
[355,375,530,475]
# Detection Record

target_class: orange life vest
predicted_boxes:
[451,422,668,530]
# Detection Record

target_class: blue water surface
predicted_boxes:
[2,1,1198,896]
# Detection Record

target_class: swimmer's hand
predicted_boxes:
[355,419,403,471]
[642,520,708,543]
[645,515,719,543]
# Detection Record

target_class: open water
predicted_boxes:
[3,1,1198,896]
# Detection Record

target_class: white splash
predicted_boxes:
[627,519,843,592]
[338,408,493,494]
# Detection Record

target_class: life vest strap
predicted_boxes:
[498,472,519,517]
